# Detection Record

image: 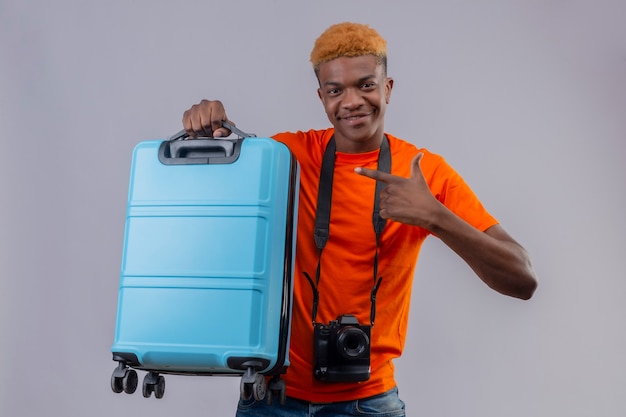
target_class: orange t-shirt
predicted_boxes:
[272,129,497,402]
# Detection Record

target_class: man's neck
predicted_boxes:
[333,132,385,154]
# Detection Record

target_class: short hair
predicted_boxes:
[310,22,388,75]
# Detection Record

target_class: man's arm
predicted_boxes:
[429,214,537,300]
[356,153,538,300]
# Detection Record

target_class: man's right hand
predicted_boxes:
[182,99,234,138]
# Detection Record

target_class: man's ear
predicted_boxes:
[317,87,324,104]
[385,78,394,104]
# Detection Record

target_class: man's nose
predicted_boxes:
[341,88,364,109]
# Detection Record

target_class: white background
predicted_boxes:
[1,1,625,416]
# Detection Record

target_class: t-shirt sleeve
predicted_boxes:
[272,130,314,163]
[423,153,499,232]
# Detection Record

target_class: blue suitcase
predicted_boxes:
[110,124,299,403]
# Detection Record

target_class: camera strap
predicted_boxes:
[303,135,390,327]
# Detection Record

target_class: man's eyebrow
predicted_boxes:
[356,75,377,84]
[323,75,377,87]
[323,80,342,87]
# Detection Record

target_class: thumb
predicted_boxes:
[410,152,425,180]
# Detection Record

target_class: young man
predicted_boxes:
[182,22,537,417]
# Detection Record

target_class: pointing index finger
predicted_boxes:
[354,166,394,183]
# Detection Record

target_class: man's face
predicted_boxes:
[317,55,393,153]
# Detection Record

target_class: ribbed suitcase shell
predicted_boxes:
[111,137,298,377]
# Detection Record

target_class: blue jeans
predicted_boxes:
[235,387,405,417]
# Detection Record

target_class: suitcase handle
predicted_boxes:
[158,138,243,165]
[169,139,235,158]
[159,121,252,165]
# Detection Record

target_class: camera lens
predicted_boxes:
[336,327,369,358]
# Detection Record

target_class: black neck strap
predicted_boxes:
[303,135,391,326]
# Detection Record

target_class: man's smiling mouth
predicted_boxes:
[338,111,374,122]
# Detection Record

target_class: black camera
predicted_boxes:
[313,314,371,382]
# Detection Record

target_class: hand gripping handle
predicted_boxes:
[168,121,256,141]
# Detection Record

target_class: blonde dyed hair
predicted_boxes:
[310,22,388,75]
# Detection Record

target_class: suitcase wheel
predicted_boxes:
[266,375,287,405]
[240,371,266,401]
[142,372,165,399]
[111,362,138,395]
